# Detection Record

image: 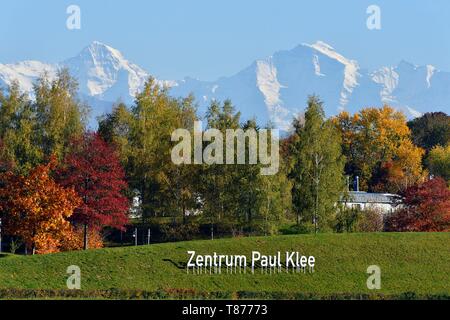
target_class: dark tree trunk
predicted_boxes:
[83,223,88,250]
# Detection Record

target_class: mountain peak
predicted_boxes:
[77,41,125,64]
[61,41,150,101]
[90,40,108,47]
[397,59,415,69]
[311,40,335,52]
[307,41,355,64]
[1,41,447,131]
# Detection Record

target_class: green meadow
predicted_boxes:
[0,233,448,299]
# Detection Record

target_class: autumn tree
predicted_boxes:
[385,177,450,232]
[57,133,129,250]
[371,139,425,193]
[289,96,345,232]
[0,157,81,254]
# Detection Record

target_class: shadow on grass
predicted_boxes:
[162,258,186,269]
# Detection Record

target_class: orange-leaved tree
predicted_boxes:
[0,157,81,254]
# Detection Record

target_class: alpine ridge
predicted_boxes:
[1,41,449,129]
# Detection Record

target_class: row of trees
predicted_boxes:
[0,70,448,253]
[98,79,292,235]
[0,71,129,253]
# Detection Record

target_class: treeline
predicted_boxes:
[97,78,292,236]
[0,71,449,253]
[0,71,128,253]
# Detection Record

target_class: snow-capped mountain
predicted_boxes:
[1,41,449,129]
[63,41,150,101]
[170,41,364,128]
[0,41,172,121]
[171,41,450,129]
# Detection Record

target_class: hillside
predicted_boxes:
[0,233,448,299]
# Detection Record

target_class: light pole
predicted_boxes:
[133,228,138,246]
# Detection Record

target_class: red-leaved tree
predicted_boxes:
[57,133,129,249]
[385,177,450,232]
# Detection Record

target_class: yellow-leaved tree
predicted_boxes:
[333,106,425,193]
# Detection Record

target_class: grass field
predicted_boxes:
[0,233,449,299]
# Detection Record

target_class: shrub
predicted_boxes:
[159,222,200,242]
[334,206,360,233]
[279,223,315,235]
[355,208,384,232]
[334,206,384,233]
[385,177,450,232]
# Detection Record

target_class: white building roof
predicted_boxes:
[340,191,401,204]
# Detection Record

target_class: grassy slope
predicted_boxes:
[0,233,449,295]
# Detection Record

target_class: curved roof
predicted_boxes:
[340,191,401,204]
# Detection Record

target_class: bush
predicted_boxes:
[0,288,445,300]
[334,206,384,233]
[385,178,450,232]
[334,206,360,233]
[159,222,200,242]
[279,223,315,235]
[355,209,384,232]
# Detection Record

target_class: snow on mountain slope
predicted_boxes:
[0,60,57,94]
[172,41,449,129]
[308,41,360,106]
[0,41,171,103]
[1,41,449,130]
[170,41,366,129]
[63,41,151,100]
[0,42,173,125]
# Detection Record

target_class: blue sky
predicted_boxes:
[1,0,450,80]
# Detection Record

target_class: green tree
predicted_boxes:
[0,81,42,173]
[99,79,200,222]
[289,96,345,233]
[98,102,135,173]
[427,144,450,184]
[200,100,242,237]
[164,95,200,223]
[34,69,87,160]
[258,164,292,235]
[407,112,450,152]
